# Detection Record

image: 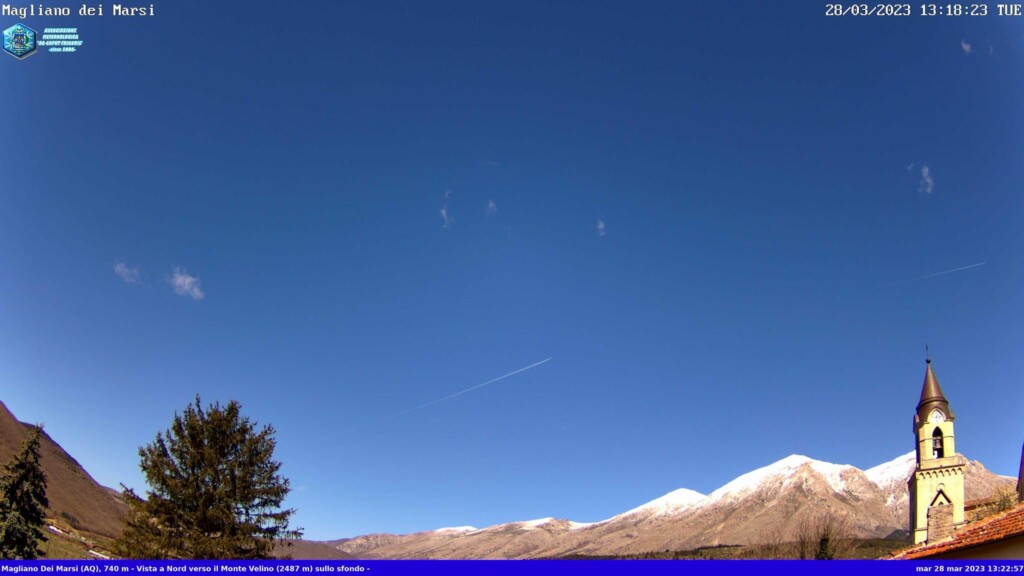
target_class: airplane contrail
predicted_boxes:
[358,358,552,428]
[892,261,986,285]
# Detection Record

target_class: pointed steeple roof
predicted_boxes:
[919,359,947,405]
[916,358,954,425]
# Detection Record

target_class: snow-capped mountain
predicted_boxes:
[864,452,917,490]
[558,454,897,556]
[613,487,708,520]
[332,452,1015,559]
[864,452,918,525]
[431,526,477,534]
[707,455,857,502]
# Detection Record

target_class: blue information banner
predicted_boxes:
[1,561,1023,576]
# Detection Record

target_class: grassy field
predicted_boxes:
[40,517,117,559]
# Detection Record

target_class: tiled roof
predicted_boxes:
[890,503,1024,559]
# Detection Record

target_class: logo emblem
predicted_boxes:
[3,23,37,59]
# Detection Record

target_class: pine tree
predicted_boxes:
[114,397,301,559]
[0,426,49,560]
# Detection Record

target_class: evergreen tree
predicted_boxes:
[0,426,49,560]
[114,397,301,559]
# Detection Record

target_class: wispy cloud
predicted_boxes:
[168,268,205,300]
[905,163,915,173]
[440,191,453,229]
[113,262,140,284]
[596,219,606,237]
[892,261,986,285]
[961,39,973,54]
[483,160,499,167]
[486,199,497,216]
[918,165,934,194]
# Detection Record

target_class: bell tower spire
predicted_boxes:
[909,356,967,545]
[915,357,954,433]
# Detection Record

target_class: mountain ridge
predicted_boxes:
[332,452,1016,559]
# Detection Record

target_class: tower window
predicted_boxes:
[932,427,944,459]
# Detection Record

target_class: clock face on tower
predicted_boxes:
[929,409,946,423]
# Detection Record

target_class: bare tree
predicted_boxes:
[795,512,856,560]
[748,527,795,559]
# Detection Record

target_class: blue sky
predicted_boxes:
[1,2,1022,540]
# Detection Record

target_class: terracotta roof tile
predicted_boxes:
[890,503,1024,559]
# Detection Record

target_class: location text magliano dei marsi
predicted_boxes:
[1,3,156,18]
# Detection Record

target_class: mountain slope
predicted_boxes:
[335,453,1016,559]
[0,400,127,538]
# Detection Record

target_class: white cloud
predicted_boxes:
[113,262,140,284]
[961,39,973,54]
[905,163,915,173]
[486,199,497,216]
[596,219,606,237]
[440,190,453,229]
[168,268,205,300]
[919,165,934,194]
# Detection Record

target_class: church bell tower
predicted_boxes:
[909,357,966,545]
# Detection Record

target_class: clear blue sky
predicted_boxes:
[1,2,1022,540]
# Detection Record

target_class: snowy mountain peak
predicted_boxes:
[617,487,708,519]
[433,526,478,534]
[518,517,556,530]
[514,518,595,531]
[709,454,856,501]
[864,451,916,489]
